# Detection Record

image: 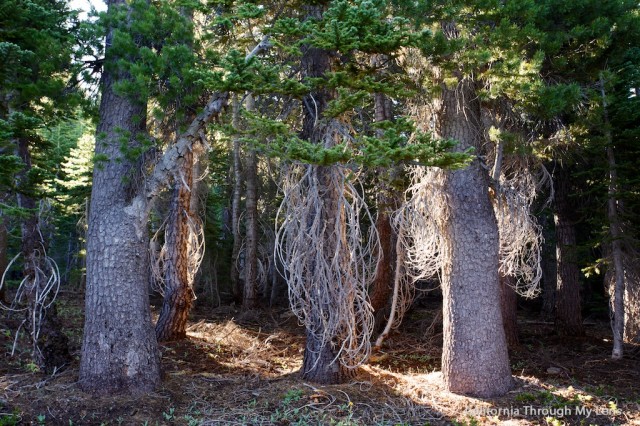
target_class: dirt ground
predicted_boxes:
[1,292,639,425]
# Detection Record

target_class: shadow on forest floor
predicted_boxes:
[1,292,640,425]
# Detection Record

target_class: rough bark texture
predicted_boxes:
[553,165,585,337]
[500,274,519,347]
[302,329,356,384]
[437,82,513,397]
[156,149,195,342]
[79,0,160,393]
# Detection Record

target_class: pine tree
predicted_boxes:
[0,0,82,371]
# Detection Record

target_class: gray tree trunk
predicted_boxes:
[79,0,160,393]
[437,81,513,397]
[243,94,259,310]
[230,96,243,303]
[600,80,626,358]
[553,165,585,337]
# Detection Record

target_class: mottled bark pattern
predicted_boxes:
[553,166,584,337]
[437,83,513,397]
[79,0,160,393]
[156,149,195,341]
[500,274,519,347]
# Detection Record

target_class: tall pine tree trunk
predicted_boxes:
[300,165,356,384]
[437,81,513,397]
[243,94,259,310]
[600,80,626,358]
[79,0,160,393]
[155,3,201,341]
[155,149,196,341]
[298,4,355,384]
[553,165,584,337]
[370,90,397,319]
[230,96,243,303]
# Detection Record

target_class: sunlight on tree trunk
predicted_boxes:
[406,79,513,397]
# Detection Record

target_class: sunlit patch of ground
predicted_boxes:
[1,293,640,425]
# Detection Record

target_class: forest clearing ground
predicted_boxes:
[0,292,639,425]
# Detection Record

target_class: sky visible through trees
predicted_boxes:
[0,0,639,424]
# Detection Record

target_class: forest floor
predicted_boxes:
[1,292,639,426]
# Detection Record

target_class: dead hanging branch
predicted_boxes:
[490,153,544,298]
[126,36,272,225]
[402,165,450,282]
[374,210,414,349]
[149,212,205,298]
[275,160,379,369]
[0,201,61,365]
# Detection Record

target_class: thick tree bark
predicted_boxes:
[437,81,513,397]
[79,0,160,393]
[553,165,584,338]
[243,94,259,310]
[302,328,355,384]
[156,149,195,341]
[500,274,519,347]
